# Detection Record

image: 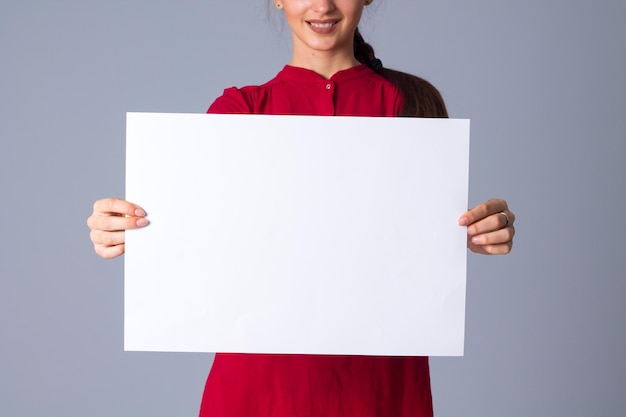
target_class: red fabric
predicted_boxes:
[200,64,433,417]
[208,64,403,117]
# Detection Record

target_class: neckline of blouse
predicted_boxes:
[279,64,374,83]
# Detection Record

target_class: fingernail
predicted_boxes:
[458,217,468,226]
[471,236,480,244]
[136,218,148,227]
[135,208,146,217]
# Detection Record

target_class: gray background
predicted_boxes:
[1,1,624,416]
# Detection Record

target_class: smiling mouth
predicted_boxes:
[307,21,338,29]
[306,19,340,34]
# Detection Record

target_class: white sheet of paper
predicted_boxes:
[125,113,469,356]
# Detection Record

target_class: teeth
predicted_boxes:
[310,22,335,28]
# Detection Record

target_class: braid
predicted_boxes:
[353,28,449,118]
[354,28,376,65]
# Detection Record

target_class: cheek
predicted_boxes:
[281,4,305,25]
[343,4,365,26]
[281,0,307,14]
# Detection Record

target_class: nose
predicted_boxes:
[310,0,336,13]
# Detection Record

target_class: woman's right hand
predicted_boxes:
[87,198,149,259]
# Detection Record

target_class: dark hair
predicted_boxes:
[354,28,448,118]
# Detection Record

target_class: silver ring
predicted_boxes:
[499,211,510,226]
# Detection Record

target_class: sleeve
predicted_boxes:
[207,87,253,114]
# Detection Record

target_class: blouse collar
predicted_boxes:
[278,64,375,83]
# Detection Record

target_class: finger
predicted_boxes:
[469,240,513,255]
[94,243,126,259]
[470,226,516,246]
[458,198,508,226]
[87,213,148,232]
[90,230,126,247]
[467,211,513,236]
[93,198,146,217]
[499,210,516,226]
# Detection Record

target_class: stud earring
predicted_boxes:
[275,2,283,8]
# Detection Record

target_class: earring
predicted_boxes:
[275,2,283,8]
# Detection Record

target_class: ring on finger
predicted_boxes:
[498,211,510,227]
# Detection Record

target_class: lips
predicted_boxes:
[306,19,340,34]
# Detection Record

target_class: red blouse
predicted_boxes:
[200,64,433,417]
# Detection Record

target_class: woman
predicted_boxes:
[88,1,515,416]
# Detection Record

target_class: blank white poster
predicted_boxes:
[125,113,469,356]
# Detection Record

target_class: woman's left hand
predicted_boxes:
[458,198,515,255]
